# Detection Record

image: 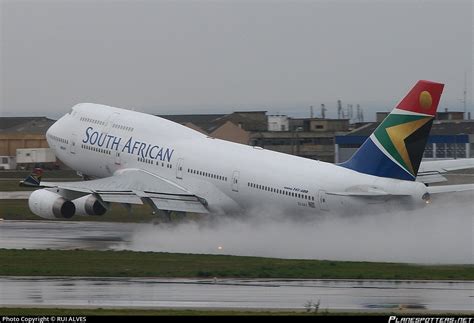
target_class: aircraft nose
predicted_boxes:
[46,118,60,144]
[46,120,57,138]
[45,125,54,146]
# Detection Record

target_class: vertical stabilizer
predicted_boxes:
[20,168,43,187]
[340,80,444,181]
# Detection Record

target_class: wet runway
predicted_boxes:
[0,220,135,250]
[1,277,472,312]
[0,220,473,312]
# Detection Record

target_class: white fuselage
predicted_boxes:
[46,103,429,216]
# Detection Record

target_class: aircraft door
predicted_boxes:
[176,158,184,179]
[232,171,240,192]
[115,151,121,166]
[70,134,77,154]
[318,190,329,211]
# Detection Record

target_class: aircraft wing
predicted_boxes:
[37,168,209,214]
[416,158,474,184]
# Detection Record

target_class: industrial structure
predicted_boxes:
[335,111,474,163]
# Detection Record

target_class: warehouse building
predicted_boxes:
[0,117,56,169]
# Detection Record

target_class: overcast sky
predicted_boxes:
[0,0,472,120]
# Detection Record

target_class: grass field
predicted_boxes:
[0,180,80,191]
[0,249,472,280]
[0,181,35,191]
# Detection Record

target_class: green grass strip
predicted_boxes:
[0,249,472,280]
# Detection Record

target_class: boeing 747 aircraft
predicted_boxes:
[22,80,474,219]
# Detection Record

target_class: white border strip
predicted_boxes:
[369,134,415,178]
[389,108,433,117]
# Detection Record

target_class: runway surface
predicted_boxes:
[0,191,31,199]
[0,220,135,250]
[1,277,473,311]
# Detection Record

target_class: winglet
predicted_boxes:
[19,168,43,187]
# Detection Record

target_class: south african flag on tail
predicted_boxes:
[340,80,444,181]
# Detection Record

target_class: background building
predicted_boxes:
[161,112,350,162]
[0,117,56,169]
[267,115,289,131]
[335,116,474,163]
[0,117,54,155]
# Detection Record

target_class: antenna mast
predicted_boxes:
[463,71,467,119]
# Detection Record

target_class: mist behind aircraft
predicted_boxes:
[113,191,473,264]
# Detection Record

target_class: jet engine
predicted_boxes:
[28,189,76,219]
[73,194,108,216]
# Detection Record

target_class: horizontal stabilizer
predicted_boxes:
[427,184,474,194]
[417,158,474,184]
[419,158,474,173]
[416,173,447,184]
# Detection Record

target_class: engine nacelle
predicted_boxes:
[73,194,108,216]
[28,189,76,219]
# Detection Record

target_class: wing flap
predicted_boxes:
[147,197,209,213]
[137,191,209,213]
[98,191,144,204]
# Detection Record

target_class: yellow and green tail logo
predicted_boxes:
[373,111,434,177]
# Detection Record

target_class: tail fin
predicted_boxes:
[20,168,43,187]
[340,80,444,181]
